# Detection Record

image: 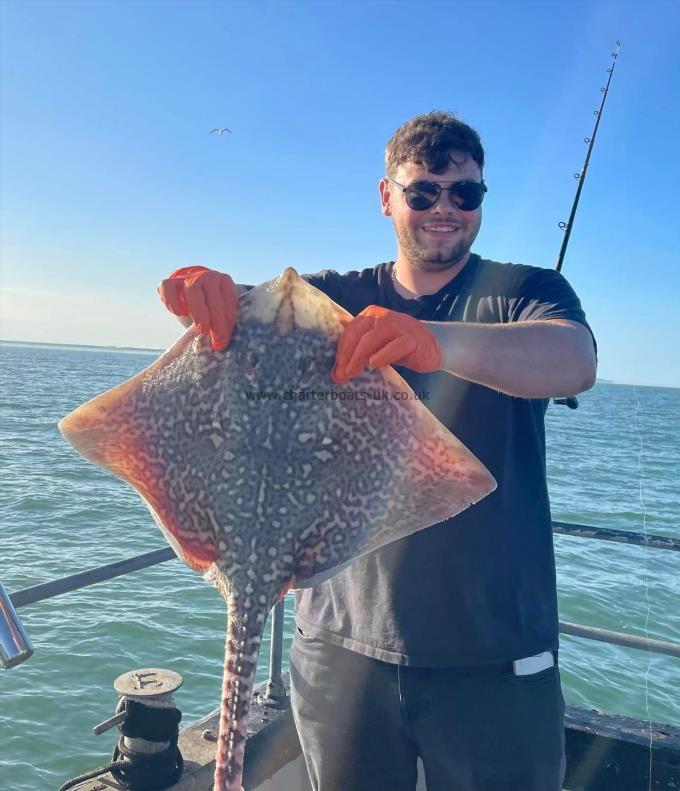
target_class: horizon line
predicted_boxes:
[0,337,164,353]
[2,338,678,391]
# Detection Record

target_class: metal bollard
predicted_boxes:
[59,668,184,791]
[93,667,184,789]
[94,668,183,750]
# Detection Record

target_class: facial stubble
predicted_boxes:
[393,212,482,273]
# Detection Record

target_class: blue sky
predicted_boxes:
[1,0,678,387]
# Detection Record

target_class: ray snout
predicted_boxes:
[254,267,349,337]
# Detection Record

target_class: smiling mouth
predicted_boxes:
[422,225,460,233]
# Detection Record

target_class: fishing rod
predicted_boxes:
[556,40,621,273]
[553,41,620,410]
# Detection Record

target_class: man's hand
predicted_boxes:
[331,306,442,384]
[158,266,238,351]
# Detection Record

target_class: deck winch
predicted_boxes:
[58,668,184,791]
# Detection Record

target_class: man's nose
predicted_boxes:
[431,188,459,213]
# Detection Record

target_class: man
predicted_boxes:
[159,111,597,791]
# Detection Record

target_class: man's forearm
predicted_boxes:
[426,319,597,398]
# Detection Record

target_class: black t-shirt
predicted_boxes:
[287,254,595,666]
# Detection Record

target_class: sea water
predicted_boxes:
[1,341,678,790]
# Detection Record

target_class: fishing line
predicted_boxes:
[633,384,654,790]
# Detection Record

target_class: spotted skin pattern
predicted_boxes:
[59,268,496,791]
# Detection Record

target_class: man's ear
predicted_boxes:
[379,178,392,217]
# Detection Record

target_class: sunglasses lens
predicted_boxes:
[453,182,486,211]
[404,182,440,211]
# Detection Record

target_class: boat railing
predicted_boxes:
[2,519,680,677]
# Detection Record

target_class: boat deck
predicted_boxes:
[70,676,680,791]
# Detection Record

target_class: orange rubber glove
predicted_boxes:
[331,305,442,384]
[157,266,238,351]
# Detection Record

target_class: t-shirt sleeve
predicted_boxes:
[507,267,597,354]
[300,269,346,303]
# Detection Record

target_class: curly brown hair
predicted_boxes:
[385,111,485,178]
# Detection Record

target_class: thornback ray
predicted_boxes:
[58,267,496,791]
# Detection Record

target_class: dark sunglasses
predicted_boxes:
[387,178,487,212]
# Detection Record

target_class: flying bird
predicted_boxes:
[210,128,232,134]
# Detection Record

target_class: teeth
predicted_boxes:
[425,226,458,232]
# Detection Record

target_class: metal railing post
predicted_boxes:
[0,582,34,669]
[257,601,286,706]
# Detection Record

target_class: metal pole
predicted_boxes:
[0,582,33,668]
[259,600,286,705]
[559,621,680,659]
[552,520,680,552]
[10,547,177,609]
[556,41,620,273]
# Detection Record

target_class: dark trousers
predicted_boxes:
[290,629,566,791]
